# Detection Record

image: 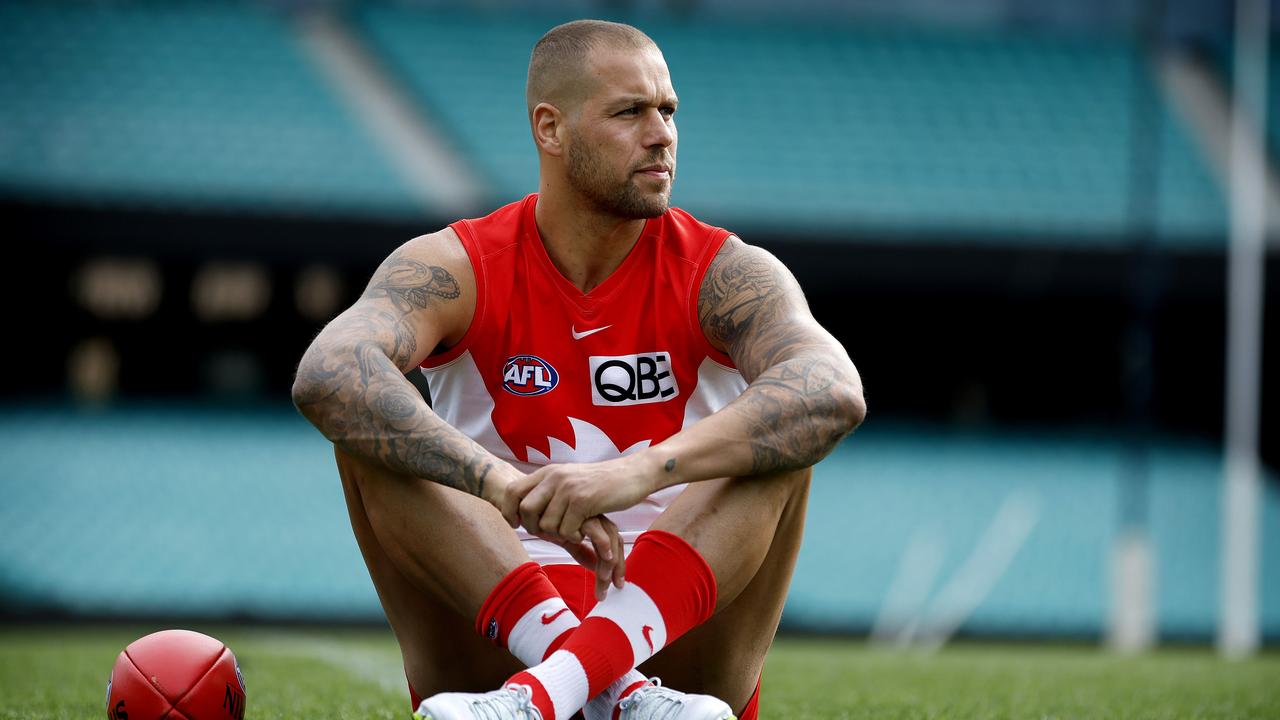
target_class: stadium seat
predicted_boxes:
[0,2,419,216]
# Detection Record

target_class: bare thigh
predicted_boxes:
[335,448,526,696]
[638,468,811,712]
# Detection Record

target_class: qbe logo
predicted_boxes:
[502,355,559,396]
[590,352,679,406]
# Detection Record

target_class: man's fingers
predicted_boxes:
[538,492,571,539]
[558,505,588,546]
[581,519,614,602]
[582,516,623,602]
[557,535,598,570]
[611,524,626,590]
[595,572,610,604]
[598,514,625,590]
[518,481,554,535]
[504,472,542,528]
[580,518,615,562]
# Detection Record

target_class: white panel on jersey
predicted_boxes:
[680,356,747,428]
[421,351,518,462]
[522,359,746,565]
[525,416,650,465]
[427,354,746,566]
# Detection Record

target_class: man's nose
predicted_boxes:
[644,110,675,148]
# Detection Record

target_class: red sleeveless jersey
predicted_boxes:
[421,194,747,561]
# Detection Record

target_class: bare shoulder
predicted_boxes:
[363,227,471,308]
[387,226,470,269]
[697,235,808,360]
[357,227,477,356]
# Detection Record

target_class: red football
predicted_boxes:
[106,629,246,720]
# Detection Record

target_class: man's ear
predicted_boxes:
[532,102,566,157]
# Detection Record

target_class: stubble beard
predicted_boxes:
[566,137,673,219]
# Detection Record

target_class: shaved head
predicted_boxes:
[526,19,658,116]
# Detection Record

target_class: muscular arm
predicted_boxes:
[294,232,627,594]
[688,236,865,476]
[509,236,865,539]
[290,233,508,501]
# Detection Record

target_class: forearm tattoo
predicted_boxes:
[698,238,863,474]
[293,252,493,497]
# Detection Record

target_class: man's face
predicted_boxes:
[564,45,678,219]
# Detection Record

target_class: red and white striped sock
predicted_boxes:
[476,562,578,666]
[476,561,648,717]
[504,531,718,720]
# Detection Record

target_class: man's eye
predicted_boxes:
[618,107,640,116]
[660,106,676,118]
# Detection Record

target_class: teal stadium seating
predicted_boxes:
[1,405,1276,639]
[0,2,419,216]
[1221,45,1280,173]
[0,2,1231,243]
[357,9,1227,244]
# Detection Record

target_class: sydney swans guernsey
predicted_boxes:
[422,194,747,561]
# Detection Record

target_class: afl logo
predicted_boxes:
[502,355,559,396]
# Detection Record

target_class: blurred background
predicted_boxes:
[2,0,1277,655]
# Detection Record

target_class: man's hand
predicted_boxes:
[504,455,658,544]
[538,516,626,601]
[491,467,636,601]
[497,454,662,600]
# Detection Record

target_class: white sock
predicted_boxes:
[583,673,650,720]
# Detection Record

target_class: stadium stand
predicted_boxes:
[0,2,1230,242]
[1,406,1276,638]
[355,8,1227,243]
[2,2,1272,647]
[0,2,419,216]
[1219,43,1280,167]
[353,8,546,210]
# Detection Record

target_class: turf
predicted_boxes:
[0,626,1276,719]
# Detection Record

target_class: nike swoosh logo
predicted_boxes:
[541,608,571,625]
[641,624,655,653]
[571,325,612,340]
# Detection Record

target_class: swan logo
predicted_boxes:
[526,417,650,465]
[502,355,559,396]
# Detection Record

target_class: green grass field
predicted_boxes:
[1,626,1277,719]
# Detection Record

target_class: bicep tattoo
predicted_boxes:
[698,238,778,354]
[360,251,462,370]
[363,252,461,313]
[294,247,494,496]
[698,238,810,379]
[698,238,862,474]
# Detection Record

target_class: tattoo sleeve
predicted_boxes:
[291,249,495,497]
[698,237,864,475]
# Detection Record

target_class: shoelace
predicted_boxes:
[466,685,541,720]
[617,678,687,720]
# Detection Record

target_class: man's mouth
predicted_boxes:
[636,164,671,178]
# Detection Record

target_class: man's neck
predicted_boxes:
[534,191,648,294]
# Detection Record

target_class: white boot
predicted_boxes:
[415,684,543,720]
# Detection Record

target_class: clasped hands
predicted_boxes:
[491,453,659,601]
